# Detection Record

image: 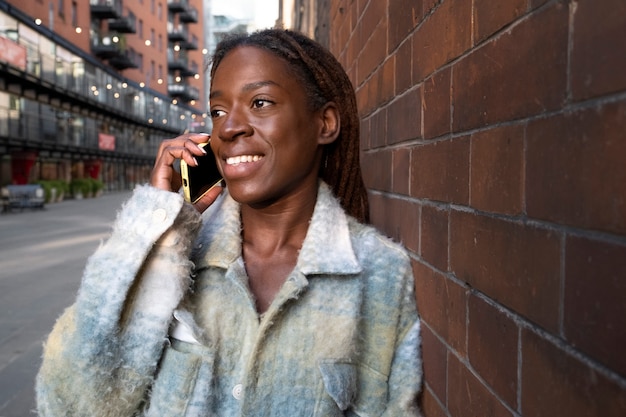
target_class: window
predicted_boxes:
[158,3,162,20]
[138,19,143,38]
[151,0,155,14]
[150,28,155,46]
[58,0,65,19]
[71,1,77,27]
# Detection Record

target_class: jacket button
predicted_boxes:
[152,208,167,223]
[232,384,243,400]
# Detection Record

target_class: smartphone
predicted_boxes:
[180,141,224,204]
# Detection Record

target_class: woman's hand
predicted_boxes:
[150,132,223,212]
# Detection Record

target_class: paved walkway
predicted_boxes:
[0,191,132,416]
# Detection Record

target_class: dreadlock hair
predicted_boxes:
[209,28,370,223]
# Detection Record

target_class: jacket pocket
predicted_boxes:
[318,359,389,417]
[144,343,202,416]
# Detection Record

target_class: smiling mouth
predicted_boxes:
[226,155,264,165]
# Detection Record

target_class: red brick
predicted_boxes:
[420,205,449,272]
[468,295,519,408]
[450,211,561,332]
[367,108,387,150]
[423,67,451,139]
[452,2,568,132]
[421,324,448,405]
[448,354,514,417]
[387,87,421,144]
[361,148,392,191]
[473,0,526,42]
[356,15,388,85]
[564,236,626,376]
[380,56,396,105]
[410,137,470,204]
[413,261,467,353]
[526,100,626,235]
[392,147,410,195]
[421,387,447,417]
[470,124,524,215]
[383,197,420,248]
[388,0,424,50]
[522,329,626,417]
[571,0,626,100]
[395,38,413,95]
[412,0,472,82]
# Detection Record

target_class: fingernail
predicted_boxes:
[198,146,207,154]
[193,157,199,165]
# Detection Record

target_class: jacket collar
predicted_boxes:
[192,181,362,276]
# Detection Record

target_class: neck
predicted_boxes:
[240,183,318,255]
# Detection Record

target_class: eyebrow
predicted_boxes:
[210,80,281,100]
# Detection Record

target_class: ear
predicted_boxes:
[317,102,340,145]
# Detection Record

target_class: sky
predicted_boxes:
[212,0,279,30]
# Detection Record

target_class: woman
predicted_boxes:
[36,29,422,416]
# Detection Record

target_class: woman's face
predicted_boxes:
[209,46,328,208]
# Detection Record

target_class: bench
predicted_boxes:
[1,184,46,212]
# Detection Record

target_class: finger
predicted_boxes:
[192,185,224,213]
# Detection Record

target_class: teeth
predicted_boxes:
[226,155,263,165]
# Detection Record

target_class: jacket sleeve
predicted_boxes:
[36,185,202,417]
[382,259,423,417]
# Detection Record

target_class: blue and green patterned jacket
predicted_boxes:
[36,182,423,416]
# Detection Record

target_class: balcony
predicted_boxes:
[91,34,126,60]
[182,37,198,50]
[167,51,195,77]
[167,24,188,42]
[179,6,198,23]
[168,83,199,102]
[108,15,136,33]
[109,50,138,70]
[167,0,188,13]
[90,0,122,20]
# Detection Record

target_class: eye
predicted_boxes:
[252,98,273,109]
[210,109,225,118]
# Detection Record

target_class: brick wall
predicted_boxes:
[325,0,626,415]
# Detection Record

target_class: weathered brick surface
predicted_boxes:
[468,295,519,408]
[472,0,526,43]
[564,236,626,376]
[392,147,411,195]
[388,0,424,51]
[452,2,568,131]
[526,101,626,235]
[420,324,448,404]
[450,211,561,332]
[412,0,472,82]
[395,38,413,95]
[448,354,514,417]
[413,261,467,354]
[470,123,524,215]
[410,137,470,204]
[422,68,451,140]
[522,329,626,417]
[420,205,449,272]
[387,87,421,145]
[571,0,626,100]
[327,0,626,414]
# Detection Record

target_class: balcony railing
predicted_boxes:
[168,83,199,102]
[167,0,188,13]
[90,0,122,20]
[179,6,198,23]
[91,34,126,60]
[108,15,136,33]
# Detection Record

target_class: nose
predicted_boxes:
[216,106,252,142]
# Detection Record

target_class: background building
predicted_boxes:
[0,0,206,191]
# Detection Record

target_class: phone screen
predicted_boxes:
[181,142,223,203]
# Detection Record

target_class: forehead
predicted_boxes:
[211,46,294,91]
